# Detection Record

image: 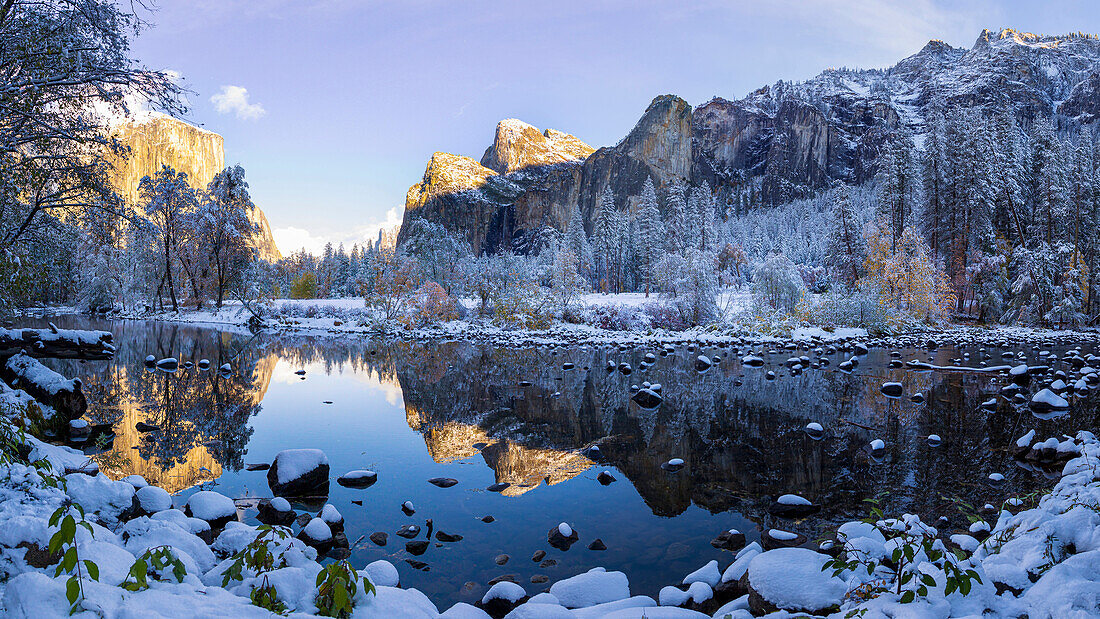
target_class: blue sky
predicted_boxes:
[130,0,1100,254]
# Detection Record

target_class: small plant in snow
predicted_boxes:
[823,498,982,613]
[48,503,99,614]
[221,525,292,586]
[121,545,187,591]
[251,574,289,615]
[314,560,373,618]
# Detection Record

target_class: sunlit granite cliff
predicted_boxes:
[109,113,282,261]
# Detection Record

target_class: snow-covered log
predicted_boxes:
[0,327,115,360]
[0,353,86,420]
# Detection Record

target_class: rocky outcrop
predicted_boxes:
[480,119,594,174]
[398,28,1100,255]
[109,113,282,261]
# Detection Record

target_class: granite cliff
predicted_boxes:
[399,28,1100,255]
[110,114,282,261]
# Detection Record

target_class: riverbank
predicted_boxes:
[2,412,1097,617]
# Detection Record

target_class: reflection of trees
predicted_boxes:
[32,317,271,492]
[29,316,1100,529]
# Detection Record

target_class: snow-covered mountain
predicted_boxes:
[399,28,1100,255]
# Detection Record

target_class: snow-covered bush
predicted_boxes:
[582,304,651,331]
[404,281,463,327]
[752,252,806,312]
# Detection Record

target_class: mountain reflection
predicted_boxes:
[31,316,1096,524]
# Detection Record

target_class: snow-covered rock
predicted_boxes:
[267,449,329,496]
[549,567,630,608]
[185,491,236,528]
[745,548,845,614]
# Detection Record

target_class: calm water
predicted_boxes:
[20,315,1099,606]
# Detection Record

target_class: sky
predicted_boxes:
[129,0,1100,255]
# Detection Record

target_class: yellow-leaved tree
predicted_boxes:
[863,222,956,324]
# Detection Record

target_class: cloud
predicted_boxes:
[272,208,405,255]
[210,85,266,120]
[272,226,329,255]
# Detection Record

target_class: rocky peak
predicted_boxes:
[405,152,498,211]
[613,95,693,186]
[479,119,594,174]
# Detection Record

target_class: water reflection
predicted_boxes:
[21,315,1100,604]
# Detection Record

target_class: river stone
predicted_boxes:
[710,529,746,551]
[396,524,420,539]
[548,523,579,551]
[369,532,388,546]
[428,477,458,488]
[267,449,329,497]
[406,540,429,555]
[336,470,377,488]
[256,498,296,526]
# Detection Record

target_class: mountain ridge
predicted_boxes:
[398,28,1100,255]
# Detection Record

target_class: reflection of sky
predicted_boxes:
[270,359,404,406]
[37,315,1088,609]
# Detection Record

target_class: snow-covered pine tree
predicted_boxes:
[876,128,917,251]
[1026,115,1070,246]
[564,205,592,284]
[824,185,866,287]
[920,100,948,258]
[990,107,1028,246]
[592,189,618,292]
[664,180,689,256]
[635,178,664,296]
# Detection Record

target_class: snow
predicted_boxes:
[1016,429,1036,447]
[682,560,720,587]
[804,422,823,432]
[767,529,798,541]
[776,494,811,506]
[185,491,235,522]
[557,522,573,537]
[271,448,328,484]
[121,474,148,489]
[441,602,492,618]
[549,567,629,608]
[483,581,527,604]
[745,548,845,612]
[301,517,332,542]
[319,503,342,525]
[362,559,400,587]
[136,485,172,513]
[270,497,291,512]
[870,438,885,450]
[721,543,761,583]
[1032,388,1069,409]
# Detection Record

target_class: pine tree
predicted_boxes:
[664,180,689,256]
[1027,115,1069,246]
[990,107,1027,246]
[920,101,948,258]
[635,178,664,296]
[824,185,865,287]
[592,189,618,292]
[564,205,592,283]
[876,128,916,251]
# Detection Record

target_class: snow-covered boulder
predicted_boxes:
[479,581,528,617]
[549,567,630,608]
[318,503,343,532]
[297,517,333,552]
[135,485,172,515]
[768,494,818,518]
[682,561,720,588]
[256,497,295,526]
[184,491,237,528]
[267,449,329,496]
[547,522,579,550]
[362,559,400,588]
[744,548,844,615]
[631,387,662,409]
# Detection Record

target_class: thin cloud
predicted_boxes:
[210,85,266,120]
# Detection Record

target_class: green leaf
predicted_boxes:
[84,560,99,581]
[900,590,915,603]
[65,577,80,605]
[60,515,75,542]
[960,579,972,595]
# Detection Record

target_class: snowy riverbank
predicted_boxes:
[2,417,1098,617]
